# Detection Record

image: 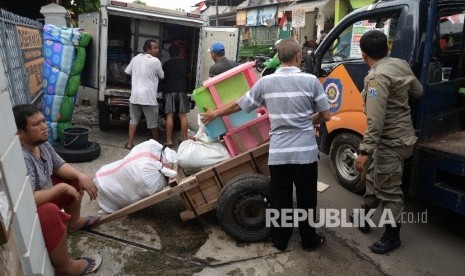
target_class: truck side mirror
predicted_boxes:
[375,21,385,28]
[304,50,317,74]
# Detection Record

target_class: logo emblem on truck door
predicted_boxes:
[369,88,377,99]
[323,78,343,113]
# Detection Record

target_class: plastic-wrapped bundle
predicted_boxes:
[43,24,81,46]
[42,94,76,122]
[42,62,69,96]
[70,47,86,76]
[178,140,230,174]
[64,75,81,96]
[78,32,91,48]
[41,24,90,144]
[43,39,76,75]
[94,140,178,213]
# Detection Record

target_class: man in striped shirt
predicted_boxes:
[201,39,331,251]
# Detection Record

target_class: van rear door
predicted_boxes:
[78,12,101,89]
[196,27,239,86]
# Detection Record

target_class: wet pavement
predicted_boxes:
[68,105,385,276]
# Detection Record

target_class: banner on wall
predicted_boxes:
[292,8,305,28]
[16,25,44,96]
[237,10,247,26]
[258,6,277,26]
[246,9,258,26]
[246,6,277,26]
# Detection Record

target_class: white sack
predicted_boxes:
[94,139,178,213]
[178,139,230,174]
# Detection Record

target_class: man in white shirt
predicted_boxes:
[124,39,164,149]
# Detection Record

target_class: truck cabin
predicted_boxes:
[305,0,465,215]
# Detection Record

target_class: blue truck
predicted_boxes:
[305,0,465,215]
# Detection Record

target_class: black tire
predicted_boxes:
[216,173,270,242]
[255,59,265,72]
[99,104,110,131]
[54,141,101,163]
[329,133,366,193]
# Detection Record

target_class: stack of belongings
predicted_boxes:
[42,24,91,143]
[177,115,230,175]
[94,140,178,213]
[192,61,271,157]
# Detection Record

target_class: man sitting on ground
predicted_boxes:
[13,104,102,275]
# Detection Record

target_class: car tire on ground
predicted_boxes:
[329,133,366,193]
[54,141,101,163]
[216,173,270,242]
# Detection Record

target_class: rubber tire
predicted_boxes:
[216,173,271,242]
[255,59,265,72]
[329,133,366,193]
[99,104,110,131]
[54,141,101,163]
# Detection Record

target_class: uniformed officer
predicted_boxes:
[354,30,423,254]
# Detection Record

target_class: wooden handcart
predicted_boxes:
[96,142,271,242]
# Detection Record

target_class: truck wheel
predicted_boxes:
[99,104,110,131]
[330,133,366,193]
[217,173,270,242]
[54,142,101,163]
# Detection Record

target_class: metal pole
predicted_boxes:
[215,0,219,26]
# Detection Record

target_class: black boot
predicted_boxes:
[349,205,375,234]
[369,223,401,254]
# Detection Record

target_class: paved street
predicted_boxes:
[69,105,465,276]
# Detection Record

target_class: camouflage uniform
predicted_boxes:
[359,57,423,221]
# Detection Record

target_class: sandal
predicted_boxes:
[124,143,133,150]
[302,233,326,251]
[69,216,101,233]
[78,254,102,275]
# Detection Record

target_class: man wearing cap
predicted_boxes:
[209,42,239,77]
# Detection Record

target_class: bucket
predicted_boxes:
[63,127,90,149]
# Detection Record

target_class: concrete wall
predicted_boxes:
[299,11,317,43]
[0,44,54,276]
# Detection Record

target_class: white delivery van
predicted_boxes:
[79,0,239,130]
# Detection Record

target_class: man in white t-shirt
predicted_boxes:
[124,39,164,149]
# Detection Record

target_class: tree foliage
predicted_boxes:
[61,0,100,15]
[132,0,146,5]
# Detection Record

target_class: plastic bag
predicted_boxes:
[194,114,213,142]
[178,139,230,175]
[94,140,178,213]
